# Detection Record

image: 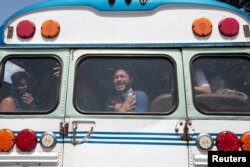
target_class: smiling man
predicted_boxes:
[105,66,148,112]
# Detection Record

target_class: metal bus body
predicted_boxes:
[0,0,250,167]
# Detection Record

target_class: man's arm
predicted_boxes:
[0,97,16,112]
[134,91,148,112]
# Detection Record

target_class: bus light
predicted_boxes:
[16,20,36,39]
[216,131,240,151]
[196,133,213,151]
[219,18,239,37]
[192,18,213,37]
[16,129,37,152]
[40,132,57,149]
[240,132,250,151]
[0,129,15,152]
[109,0,115,6]
[41,20,60,38]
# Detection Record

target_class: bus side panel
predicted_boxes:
[0,119,64,167]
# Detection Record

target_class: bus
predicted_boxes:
[0,0,250,166]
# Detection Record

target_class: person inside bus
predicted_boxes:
[105,66,148,112]
[0,71,36,112]
[194,69,212,94]
[34,62,61,111]
[76,78,101,111]
[0,89,15,112]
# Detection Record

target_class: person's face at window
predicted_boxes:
[13,79,28,90]
[113,70,131,92]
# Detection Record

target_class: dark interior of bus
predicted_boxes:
[75,56,176,113]
[0,57,60,113]
[192,55,250,113]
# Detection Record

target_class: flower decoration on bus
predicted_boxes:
[41,20,60,38]
[219,18,239,37]
[192,18,213,37]
[16,20,36,39]
[0,129,15,152]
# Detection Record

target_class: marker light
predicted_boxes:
[40,132,57,149]
[219,18,239,37]
[41,20,60,38]
[16,129,37,152]
[216,131,240,151]
[196,133,213,151]
[109,0,115,6]
[192,18,213,37]
[125,0,132,5]
[0,129,15,152]
[16,20,36,39]
[240,131,250,151]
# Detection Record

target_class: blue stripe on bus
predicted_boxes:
[63,140,193,146]
[68,131,180,136]
[11,130,244,146]
[2,0,249,17]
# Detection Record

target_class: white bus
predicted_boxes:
[0,0,250,166]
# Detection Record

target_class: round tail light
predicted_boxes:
[240,131,250,151]
[216,131,240,151]
[192,18,213,37]
[196,133,214,151]
[40,132,57,149]
[0,129,15,152]
[16,20,36,39]
[41,20,60,38]
[16,129,37,152]
[219,18,239,37]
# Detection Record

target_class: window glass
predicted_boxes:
[192,55,250,114]
[0,57,61,113]
[75,56,176,114]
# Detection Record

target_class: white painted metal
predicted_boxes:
[0,119,63,167]
[63,49,188,167]
[4,6,250,44]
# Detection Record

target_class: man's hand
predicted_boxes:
[114,96,136,112]
[21,93,34,105]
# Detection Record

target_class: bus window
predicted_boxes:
[0,57,61,113]
[74,56,176,114]
[191,55,250,114]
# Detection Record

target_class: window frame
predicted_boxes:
[0,54,62,115]
[190,53,250,116]
[73,54,178,115]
